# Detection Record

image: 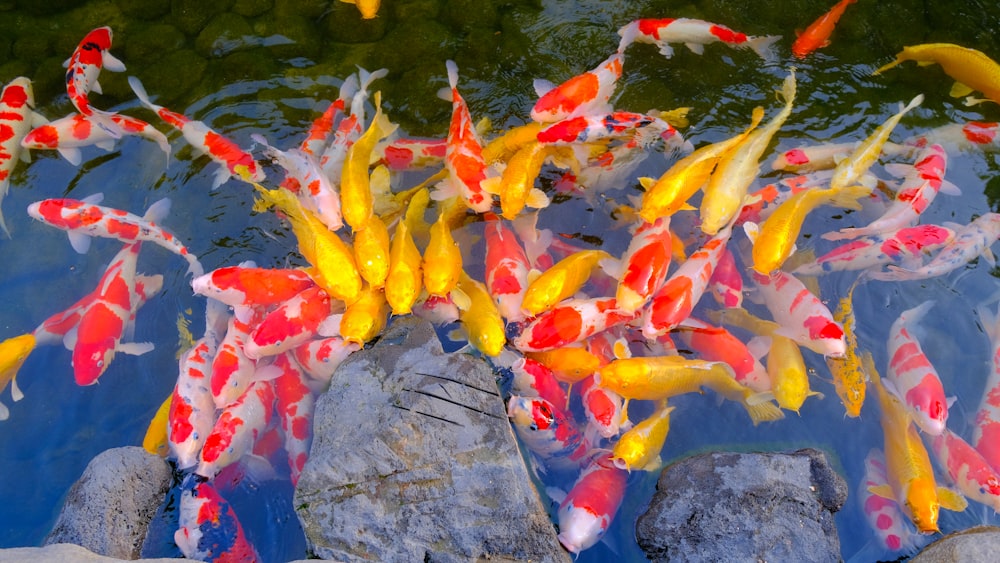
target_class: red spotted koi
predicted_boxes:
[973,302,1000,473]
[530,52,623,123]
[254,133,343,232]
[64,26,125,116]
[792,0,857,59]
[0,77,47,237]
[512,297,634,352]
[614,216,672,314]
[483,213,531,323]
[22,111,171,167]
[794,224,954,276]
[871,213,1000,282]
[929,427,1000,512]
[860,448,922,553]
[244,286,332,360]
[557,458,628,554]
[291,336,361,393]
[175,476,261,562]
[617,18,780,60]
[886,301,951,436]
[436,60,492,213]
[751,270,846,357]
[272,353,315,486]
[506,395,589,472]
[510,356,569,413]
[192,265,316,308]
[197,379,276,479]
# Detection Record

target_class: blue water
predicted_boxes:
[2,1,1000,562]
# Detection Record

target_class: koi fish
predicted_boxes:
[253,133,342,232]
[871,213,1000,282]
[210,312,261,410]
[578,373,625,439]
[297,73,359,158]
[0,333,34,420]
[192,265,316,308]
[506,395,589,472]
[557,458,628,554]
[521,249,613,317]
[752,270,846,358]
[478,140,555,219]
[20,112,126,166]
[825,278,867,418]
[513,297,634,352]
[319,67,386,182]
[291,336,361,393]
[197,379,276,479]
[860,448,922,553]
[341,92,396,231]
[617,18,780,60]
[530,52,623,123]
[0,77,47,238]
[353,215,391,288]
[793,225,954,276]
[525,346,603,385]
[64,26,125,115]
[170,326,223,470]
[830,95,924,193]
[766,333,822,413]
[676,317,771,393]
[455,270,506,357]
[27,195,204,277]
[510,356,569,412]
[339,284,389,345]
[482,214,531,323]
[536,111,674,145]
[175,477,261,563]
[866,353,967,533]
[244,286,332,360]
[701,69,796,235]
[272,353,315,486]
[903,120,1000,153]
[707,247,743,308]
[385,216,423,315]
[142,393,172,457]
[875,43,1000,105]
[596,355,783,425]
[886,301,951,436]
[339,0,380,19]
[612,402,674,471]
[770,142,857,173]
[437,60,492,213]
[421,202,464,298]
[128,76,265,187]
[615,217,672,314]
[792,0,857,59]
[745,184,871,275]
[379,137,447,171]
[929,428,1000,512]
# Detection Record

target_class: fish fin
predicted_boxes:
[938,179,961,196]
[10,377,23,402]
[937,487,969,512]
[450,286,472,312]
[118,342,155,356]
[30,111,49,128]
[867,484,896,500]
[612,337,632,360]
[745,35,782,61]
[743,398,784,426]
[742,221,760,244]
[657,44,675,59]
[91,79,103,95]
[984,247,998,268]
[949,82,975,98]
[103,52,126,73]
[211,165,232,189]
[479,176,501,196]
[684,43,705,55]
[597,256,622,279]
[532,78,555,98]
[142,198,172,223]
[963,95,991,107]
[253,363,284,382]
[68,231,91,254]
[882,162,911,178]
[746,335,772,361]
[637,176,656,191]
[57,147,83,166]
[317,313,343,337]
[0,401,7,420]
[63,327,78,351]
[525,188,551,211]
[95,138,116,152]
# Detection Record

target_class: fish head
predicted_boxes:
[72,336,116,386]
[905,478,940,534]
[557,501,608,554]
[507,396,554,432]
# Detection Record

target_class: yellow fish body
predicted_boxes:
[339,0,381,20]
[0,333,35,420]
[876,43,1000,105]
[482,122,545,164]
[142,393,172,457]
[385,219,423,315]
[825,279,867,417]
[612,403,675,471]
[353,215,391,288]
[340,284,389,345]
[456,271,507,357]
[521,249,613,316]
[480,141,563,219]
[342,92,397,231]
[830,94,923,191]
[766,334,821,414]
[526,346,603,384]
[422,205,463,298]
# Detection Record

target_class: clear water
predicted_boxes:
[2,1,1000,561]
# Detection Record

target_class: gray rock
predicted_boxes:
[44,447,172,560]
[0,543,182,562]
[636,448,846,563]
[910,525,1000,563]
[295,316,570,563]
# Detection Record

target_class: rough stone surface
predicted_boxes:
[910,526,1000,563]
[295,316,570,563]
[636,448,846,563]
[43,447,172,560]
[0,543,182,562]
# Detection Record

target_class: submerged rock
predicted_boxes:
[44,446,172,560]
[910,526,1000,563]
[636,448,847,563]
[295,316,570,562]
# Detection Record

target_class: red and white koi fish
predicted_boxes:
[751,270,846,358]
[793,225,954,276]
[530,52,623,123]
[707,246,743,308]
[64,26,125,116]
[904,120,1000,153]
[128,76,264,188]
[792,0,857,59]
[483,214,531,323]
[291,336,361,393]
[379,137,447,171]
[175,477,261,563]
[253,133,342,232]
[412,292,461,326]
[641,221,734,338]
[827,144,957,240]
[676,318,771,393]
[536,111,675,145]
[20,112,125,166]
[872,213,1000,281]
[66,242,158,386]
[192,265,316,308]
[770,142,856,173]
[557,458,628,554]
[506,395,590,472]
[298,73,359,158]
[318,67,387,182]
[272,353,315,486]
[860,448,922,553]
[244,286,332,360]
[436,60,492,213]
[617,18,780,60]
[1,77,47,237]
[929,427,1000,512]
[578,374,625,439]
[885,301,951,436]
[510,355,569,413]
[27,195,204,277]
[197,379,276,479]
[512,297,634,352]
[973,302,1000,473]
[614,217,672,314]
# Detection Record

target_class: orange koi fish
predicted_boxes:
[244,286,332,360]
[530,52,623,123]
[792,0,857,59]
[483,214,531,323]
[339,0,380,19]
[525,346,603,385]
[557,458,628,554]
[437,60,492,213]
[676,317,771,393]
[513,297,633,352]
[875,43,1000,105]
[615,217,672,314]
[192,265,315,308]
[197,379,276,479]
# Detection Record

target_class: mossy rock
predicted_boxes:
[170,0,236,36]
[114,0,170,21]
[273,0,328,19]
[233,0,272,18]
[25,55,68,111]
[203,49,280,89]
[136,48,208,104]
[368,18,451,71]
[387,62,451,137]
[323,1,389,43]
[441,0,498,32]
[123,23,186,66]
[391,0,439,21]
[13,0,78,16]
[252,14,323,61]
[0,61,34,88]
[194,12,255,59]
[48,3,129,59]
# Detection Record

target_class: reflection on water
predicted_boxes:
[2,1,1000,561]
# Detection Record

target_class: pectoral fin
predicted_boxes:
[867,484,896,501]
[118,342,155,356]
[949,82,974,98]
[937,486,968,512]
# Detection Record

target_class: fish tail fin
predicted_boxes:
[829,184,873,211]
[616,21,640,54]
[444,60,459,97]
[127,76,156,111]
[338,73,360,104]
[743,396,784,426]
[901,93,925,114]
[356,66,388,95]
[746,35,782,62]
[0,209,10,239]
[873,58,904,76]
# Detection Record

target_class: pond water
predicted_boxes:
[2,0,1000,561]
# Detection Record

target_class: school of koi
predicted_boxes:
[3,7,1000,560]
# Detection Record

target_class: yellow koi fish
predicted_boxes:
[526,346,603,384]
[865,352,967,533]
[341,92,397,231]
[142,393,172,457]
[422,200,464,298]
[767,334,822,414]
[339,0,381,20]
[353,215,391,288]
[830,94,923,191]
[825,278,867,418]
[340,284,389,345]
[482,122,544,164]
[255,186,362,304]
[612,402,675,472]
[639,106,764,223]
[700,69,797,235]
[385,218,423,315]
[521,249,614,316]
[480,141,570,219]
[456,271,507,357]
[596,355,783,425]
[0,333,34,420]
[875,43,1000,105]
[746,184,871,275]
